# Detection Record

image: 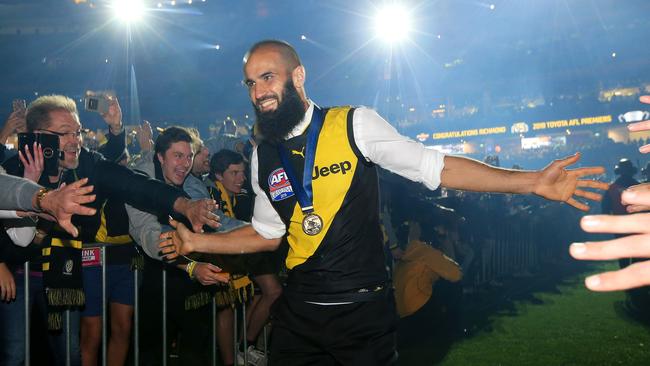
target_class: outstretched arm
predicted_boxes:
[351,107,606,210]
[95,160,219,232]
[441,153,607,211]
[159,219,281,260]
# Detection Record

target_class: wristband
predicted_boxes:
[186,261,197,279]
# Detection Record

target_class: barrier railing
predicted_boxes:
[18,247,270,366]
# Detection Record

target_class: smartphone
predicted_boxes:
[84,91,110,115]
[17,133,61,177]
[12,99,26,113]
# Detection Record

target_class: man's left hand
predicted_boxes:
[534,152,608,211]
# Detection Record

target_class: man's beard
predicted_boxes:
[254,80,306,145]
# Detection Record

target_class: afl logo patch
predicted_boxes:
[268,168,294,202]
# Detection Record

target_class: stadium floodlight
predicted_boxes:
[111,0,146,23]
[374,3,412,44]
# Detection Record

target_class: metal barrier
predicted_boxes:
[19,265,76,366]
[17,250,272,366]
[470,209,580,286]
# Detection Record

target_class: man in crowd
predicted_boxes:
[184,138,260,366]
[127,126,247,366]
[0,154,94,302]
[0,94,218,366]
[208,149,282,364]
[160,40,607,365]
[192,137,211,178]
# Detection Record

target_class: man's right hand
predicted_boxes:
[38,178,97,237]
[159,218,194,261]
[192,262,230,285]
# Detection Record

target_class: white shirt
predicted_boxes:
[250,101,446,239]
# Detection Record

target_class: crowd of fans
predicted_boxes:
[472,136,649,180]
[0,93,646,366]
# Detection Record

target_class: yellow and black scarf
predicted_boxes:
[185,180,254,310]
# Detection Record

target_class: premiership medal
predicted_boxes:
[278,105,327,237]
[302,212,323,236]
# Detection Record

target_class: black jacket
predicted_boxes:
[0,135,186,264]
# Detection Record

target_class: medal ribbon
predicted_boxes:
[277,105,325,215]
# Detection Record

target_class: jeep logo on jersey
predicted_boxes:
[268,168,295,201]
[313,161,352,180]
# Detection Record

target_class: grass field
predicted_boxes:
[397,262,650,366]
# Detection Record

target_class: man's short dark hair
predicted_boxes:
[25,95,79,131]
[244,39,302,71]
[210,149,244,177]
[154,126,195,156]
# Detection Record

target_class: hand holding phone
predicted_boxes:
[101,96,122,133]
[2,106,26,142]
[17,133,61,177]
[136,120,154,152]
[18,142,44,183]
[12,99,26,113]
[84,91,111,115]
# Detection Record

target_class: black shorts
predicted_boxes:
[269,291,398,366]
[247,249,284,276]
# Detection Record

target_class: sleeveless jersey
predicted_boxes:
[256,106,388,296]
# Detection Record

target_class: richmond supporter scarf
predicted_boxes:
[184,246,255,310]
[215,180,236,218]
[43,199,137,330]
[184,181,254,310]
[42,235,85,330]
[184,272,254,310]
